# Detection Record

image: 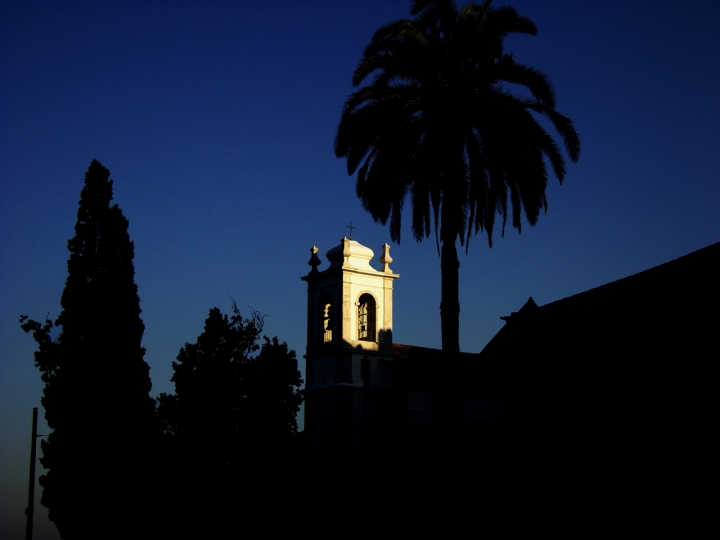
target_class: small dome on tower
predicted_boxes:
[326,237,376,271]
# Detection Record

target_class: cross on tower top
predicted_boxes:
[346,221,356,239]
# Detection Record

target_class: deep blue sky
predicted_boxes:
[2,1,719,537]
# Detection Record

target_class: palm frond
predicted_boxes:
[496,54,556,108]
[486,5,537,39]
[546,109,581,162]
[337,0,578,252]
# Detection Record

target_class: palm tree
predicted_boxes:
[334,0,580,359]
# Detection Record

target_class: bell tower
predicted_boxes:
[301,237,399,497]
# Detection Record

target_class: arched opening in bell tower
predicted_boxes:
[318,293,333,343]
[357,293,377,342]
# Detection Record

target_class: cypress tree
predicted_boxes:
[21,160,155,540]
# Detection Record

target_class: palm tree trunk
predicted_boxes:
[440,237,460,356]
[435,231,463,494]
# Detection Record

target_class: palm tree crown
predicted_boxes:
[334,0,579,354]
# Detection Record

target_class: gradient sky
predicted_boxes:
[2,1,719,537]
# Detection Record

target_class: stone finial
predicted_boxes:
[380,243,393,273]
[342,237,351,264]
[308,246,321,274]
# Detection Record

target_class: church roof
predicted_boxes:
[392,343,478,361]
[380,242,718,399]
[479,240,720,362]
[388,344,493,393]
[472,241,719,411]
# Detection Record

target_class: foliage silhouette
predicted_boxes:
[157,303,303,533]
[20,160,156,540]
[334,0,580,357]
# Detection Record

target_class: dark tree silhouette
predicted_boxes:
[157,304,303,533]
[21,160,156,540]
[334,0,580,358]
